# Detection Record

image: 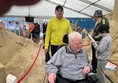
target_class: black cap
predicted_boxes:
[55,5,63,11]
[94,10,103,17]
[98,24,110,33]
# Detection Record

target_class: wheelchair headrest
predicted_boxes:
[63,34,68,44]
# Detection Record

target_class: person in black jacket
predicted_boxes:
[31,23,40,43]
[91,10,109,73]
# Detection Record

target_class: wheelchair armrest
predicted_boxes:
[87,72,98,83]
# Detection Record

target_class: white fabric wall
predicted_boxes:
[4,1,89,18]
[4,0,114,18]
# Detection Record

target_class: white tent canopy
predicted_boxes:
[4,0,115,18]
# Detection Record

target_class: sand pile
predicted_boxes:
[104,20,118,83]
[1,14,118,83]
[0,23,46,83]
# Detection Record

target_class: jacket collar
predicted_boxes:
[54,17,65,22]
[102,33,110,37]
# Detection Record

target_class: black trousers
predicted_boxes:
[43,34,50,63]
[56,75,87,83]
[45,52,50,63]
[91,45,97,72]
[51,45,60,56]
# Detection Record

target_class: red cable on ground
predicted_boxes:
[108,60,118,67]
[17,44,42,83]
[82,44,91,46]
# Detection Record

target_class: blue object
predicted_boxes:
[67,18,96,31]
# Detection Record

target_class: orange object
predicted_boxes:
[29,23,35,33]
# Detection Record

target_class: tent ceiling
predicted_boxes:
[48,0,114,17]
[3,0,115,18]
[79,0,111,12]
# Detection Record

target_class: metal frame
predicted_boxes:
[79,0,112,12]
[47,0,112,17]
[47,0,93,17]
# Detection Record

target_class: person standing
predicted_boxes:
[44,5,72,56]
[22,25,27,38]
[28,22,35,39]
[31,23,40,43]
[91,24,112,83]
[91,10,109,73]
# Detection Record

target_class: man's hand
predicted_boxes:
[48,73,56,83]
[44,48,48,54]
[82,66,90,75]
[91,40,95,44]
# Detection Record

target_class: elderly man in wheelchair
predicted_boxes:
[46,32,98,83]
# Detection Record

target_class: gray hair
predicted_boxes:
[68,31,82,42]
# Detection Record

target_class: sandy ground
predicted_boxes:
[104,20,118,83]
[0,18,118,83]
[0,24,46,83]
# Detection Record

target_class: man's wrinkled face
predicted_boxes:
[55,9,64,18]
[69,39,82,53]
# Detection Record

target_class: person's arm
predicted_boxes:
[44,21,51,49]
[92,38,108,53]
[46,49,63,83]
[46,50,62,75]
[44,21,51,54]
[82,50,92,75]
